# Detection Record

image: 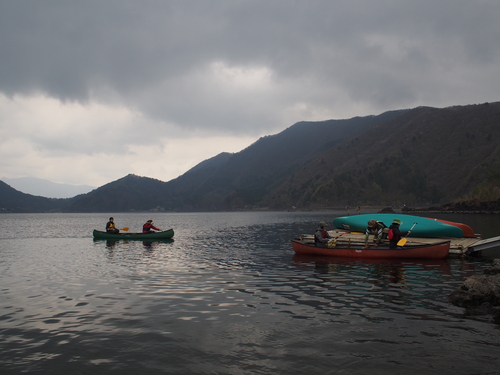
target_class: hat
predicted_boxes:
[392,218,402,225]
[319,221,328,227]
[147,219,153,222]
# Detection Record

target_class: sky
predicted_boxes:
[1,0,499,188]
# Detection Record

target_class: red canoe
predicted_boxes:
[291,239,450,259]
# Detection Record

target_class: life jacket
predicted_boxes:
[388,225,401,240]
[314,228,329,244]
[388,229,394,240]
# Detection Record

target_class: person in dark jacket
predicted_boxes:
[143,219,161,233]
[314,221,332,247]
[388,218,409,249]
[364,219,385,248]
[106,217,119,233]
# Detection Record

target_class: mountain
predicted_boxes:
[0,181,69,212]
[67,174,166,212]
[266,102,500,209]
[1,177,95,198]
[1,102,499,212]
[154,110,406,210]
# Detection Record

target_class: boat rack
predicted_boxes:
[300,230,500,256]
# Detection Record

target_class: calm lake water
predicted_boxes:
[1,211,499,374]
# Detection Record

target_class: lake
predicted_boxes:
[1,211,499,374]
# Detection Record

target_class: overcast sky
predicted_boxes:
[1,0,499,188]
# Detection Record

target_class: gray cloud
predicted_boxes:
[1,0,499,185]
[3,2,499,112]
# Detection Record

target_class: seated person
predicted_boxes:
[106,217,119,233]
[314,221,332,247]
[388,218,409,249]
[143,219,161,233]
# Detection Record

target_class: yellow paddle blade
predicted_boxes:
[397,223,417,247]
[121,227,129,231]
[397,238,407,246]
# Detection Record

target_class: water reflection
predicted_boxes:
[290,256,456,313]
[141,239,174,250]
[91,238,175,260]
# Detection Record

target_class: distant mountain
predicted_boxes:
[1,177,95,198]
[0,181,69,212]
[1,102,500,212]
[67,174,166,212]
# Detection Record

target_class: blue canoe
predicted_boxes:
[332,213,465,238]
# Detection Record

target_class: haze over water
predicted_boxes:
[1,211,499,374]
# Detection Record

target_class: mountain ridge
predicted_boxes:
[1,177,96,198]
[1,102,499,212]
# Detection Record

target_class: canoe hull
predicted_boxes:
[291,239,450,259]
[425,218,475,238]
[93,229,174,240]
[332,213,465,238]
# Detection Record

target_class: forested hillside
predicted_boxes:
[1,102,499,212]
[267,102,500,209]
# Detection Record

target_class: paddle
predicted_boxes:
[120,227,129,231]
[397,222,417,246]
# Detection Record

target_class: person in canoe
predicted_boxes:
[363,219,386,248]
[314,221,333,247]
[388,218,409,249]
[143,219,161,233]
[106,217,119,234]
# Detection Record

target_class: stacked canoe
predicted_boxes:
[332,213,476,238]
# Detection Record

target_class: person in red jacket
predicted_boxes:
[143,219,161,233]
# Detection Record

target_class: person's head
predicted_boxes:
[392,218,402,226]
[109,217,114,221]
[319,221,327,228]
[368,219,377,228]
[147,219,153,223]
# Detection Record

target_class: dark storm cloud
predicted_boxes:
[1,0,499,135]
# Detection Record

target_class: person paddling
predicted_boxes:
[143,219,161,233]
[106,217,119,234]
[388,218,409,249]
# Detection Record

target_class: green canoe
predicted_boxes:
[93,229,174,240]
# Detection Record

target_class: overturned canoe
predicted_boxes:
[332,213,466,238]
[425,217,475,238]
[291,239,450,259]
[93,229,174,240]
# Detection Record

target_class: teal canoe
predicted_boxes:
[332,214,465,238]
[93,229,174,240]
